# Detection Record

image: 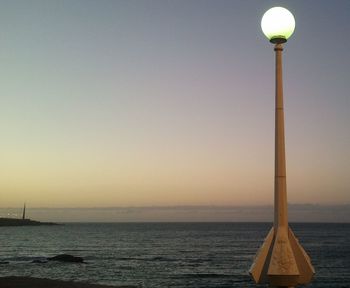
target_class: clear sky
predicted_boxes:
[0,0,349,208]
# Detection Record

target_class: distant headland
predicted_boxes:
[0,203,58,226]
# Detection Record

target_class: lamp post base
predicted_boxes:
[250,227,314,286]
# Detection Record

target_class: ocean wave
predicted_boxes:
[174,273,233,279]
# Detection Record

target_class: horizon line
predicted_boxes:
[1,203,350,209]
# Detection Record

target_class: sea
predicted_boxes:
[0,222,349,287]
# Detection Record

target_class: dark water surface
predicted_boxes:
[0,223,349,287]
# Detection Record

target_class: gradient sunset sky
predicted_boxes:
[1,0,349,208]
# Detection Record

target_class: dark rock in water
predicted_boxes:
[0,261,9,265]
[32,259,48,264]
[47,254,84,263]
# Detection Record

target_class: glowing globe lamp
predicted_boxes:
[261,7,295,43]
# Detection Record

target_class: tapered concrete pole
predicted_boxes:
[274,43,290,288]
[274,43,288,231]
[270,43,293,288]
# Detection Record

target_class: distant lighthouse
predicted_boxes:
[22,203,26,220]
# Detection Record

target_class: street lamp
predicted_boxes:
[261,7,295,43]
[249,7,315,288]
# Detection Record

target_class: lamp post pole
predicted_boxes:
[249,7,315,288]
[274,42,288,232]
[273,41,292,288]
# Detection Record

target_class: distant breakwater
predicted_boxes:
[0,218,58,226]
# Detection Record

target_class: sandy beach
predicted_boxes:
[0,277,137,288]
